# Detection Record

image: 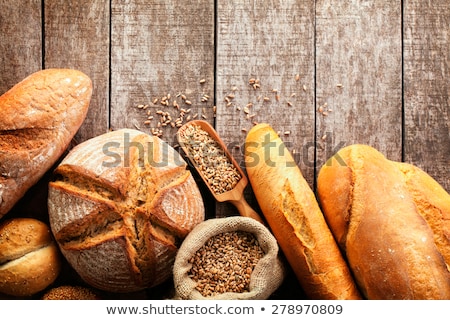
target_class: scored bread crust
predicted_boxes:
[393,161,450,271]
[48,129,205,292]
[244,123,361,300]
[0,68,92,218]
[317,144,450,299]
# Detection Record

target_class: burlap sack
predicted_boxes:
[173,216,285,300]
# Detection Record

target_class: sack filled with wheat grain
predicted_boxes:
[172,216,285,300]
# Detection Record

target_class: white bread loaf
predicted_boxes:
[317,144,450,299]
[48,128,205,292]
[0,69,92,219]
[244,123,361,299]
[0,218,61,297]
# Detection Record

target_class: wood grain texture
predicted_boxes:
[216,0,316,183]
[0,0,41,93]
[110,0,215,146]
[403,0,450,192]
[315,1,403,167]
[44,0,110,142]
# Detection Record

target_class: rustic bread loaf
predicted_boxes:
[0,218,61,297]
[244,123,361,299]
[0,68,92,219]
[393,161,450,270]
[317,144,450,299]
[48,128,205,292]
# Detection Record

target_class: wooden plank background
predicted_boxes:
[403,0,450,189]
[1,0,448,191]
[0,0,449,298]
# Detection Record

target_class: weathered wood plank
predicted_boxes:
[216,0,316,181]
[315,1,403,168]
[403,0,450,192]
[44,0,110,142]
[0,0,42,93]
[215,0,315,218]
[110,0,215,146]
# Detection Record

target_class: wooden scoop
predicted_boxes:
[177,120,265,224]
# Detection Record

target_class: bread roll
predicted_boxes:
[244,123,361,299]
[42,285,100,300]
[48,128,205,292]
[0,218,61,297]
[317,144,450,299]
[0,68,92,219]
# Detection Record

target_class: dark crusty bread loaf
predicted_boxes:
[0,218,61,297]
[0,69,92,219]
[48,128,205,292]
[317,144,450,299]
[244,123,361,299]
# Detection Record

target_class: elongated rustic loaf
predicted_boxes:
[317,144,450,299]
[48,128,205,292]
[0,68,92,218]
[393,161,450,269]
[244,123,361,299]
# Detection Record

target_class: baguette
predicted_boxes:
[0,68,92,218]
[317,144,450,299]
[244,123,361,299]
